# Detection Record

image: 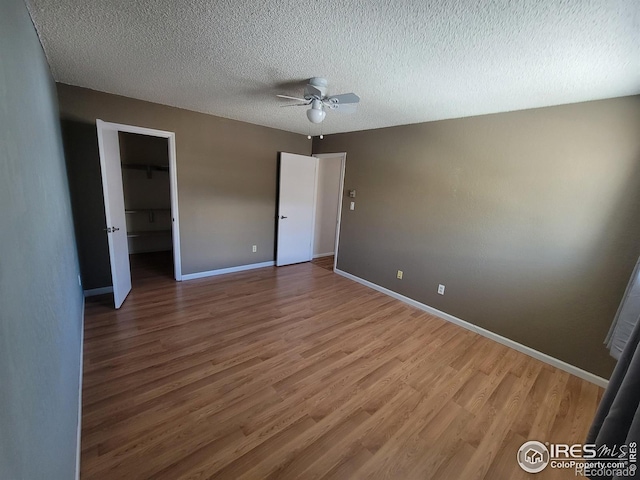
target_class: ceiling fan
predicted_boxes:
[277,77,360,124]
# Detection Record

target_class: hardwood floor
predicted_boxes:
[82,261,604,479]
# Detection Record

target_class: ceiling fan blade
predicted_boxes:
[304,84,323,98]
[280,103,310,107]
[328,103,358,114]
[276,94,307,102]
[326,93,360,104]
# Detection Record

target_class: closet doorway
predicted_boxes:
[313,153,346,272]
[96,120,181,308]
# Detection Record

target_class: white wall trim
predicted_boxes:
[334,268,609,388]
[313,252,334,259]
[75,297,85,480]
[83,286,113,297]
[182,261,275,281]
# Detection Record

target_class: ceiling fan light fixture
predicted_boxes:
[306,106,326,124]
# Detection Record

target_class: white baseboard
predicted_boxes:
[182,261,275,281]
[334,268,609,388]
[75,296,85,480]
[83,286,113,297]
[313,252,335,259]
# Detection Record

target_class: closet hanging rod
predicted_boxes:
[121,163,169,178]
[124,208,170,214]
[121,163,169,171]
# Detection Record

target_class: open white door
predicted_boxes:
[276,153,318,266]
[96,120,131,308]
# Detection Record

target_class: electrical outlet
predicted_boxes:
[350,201,355,211]
[252,245,257,253]
[438,284,445,295]
[397,270,403,280]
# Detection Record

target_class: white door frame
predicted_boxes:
[313,153,347,272]
[96,120,182,281]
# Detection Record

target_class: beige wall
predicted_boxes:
[57,84,311,278]
[314,96,640,378]
[314,155,343,256]
[62,118,112,289]
[1,0,83,477]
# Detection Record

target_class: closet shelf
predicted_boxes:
[127,230,171,238]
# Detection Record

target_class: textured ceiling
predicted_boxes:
[27,0,640,135]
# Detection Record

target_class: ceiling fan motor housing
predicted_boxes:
[307,77,328,97]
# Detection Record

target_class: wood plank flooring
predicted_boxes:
[81,259,604,479]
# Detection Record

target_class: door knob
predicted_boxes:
[113,227,120,231]
[280,215,288,219]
